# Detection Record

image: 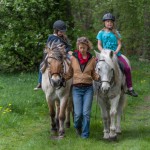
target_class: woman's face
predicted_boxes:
[78,43,88,55]
[57,30,65,37]
[104,20,114,29]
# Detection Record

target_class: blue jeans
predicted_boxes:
[38,71,42,84]
[72,85,94,138]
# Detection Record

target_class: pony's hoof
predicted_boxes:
[50,135,64,140]
[103,135,110,140]
[103,132,110,140]
[109,136,118,141]
[58,135,65,139]
[65,122,70,128]
[116,131,122,135]
[116,128,122,134]
[59,130,65,138]
[51,128,58,136]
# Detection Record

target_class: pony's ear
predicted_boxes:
[110,51,114,58]
[47,41,52,48]
[94,50,100,60]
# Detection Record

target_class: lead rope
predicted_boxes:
[94,83,101,120]
[94,90,99,120]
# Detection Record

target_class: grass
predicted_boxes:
[0,57,150,150]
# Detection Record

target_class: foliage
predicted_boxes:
[71,0,150,56]
[0,0,73,72]
[0,0,150,72]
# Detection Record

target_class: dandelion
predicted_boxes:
[0,103,13,114]
[5,108,10,112]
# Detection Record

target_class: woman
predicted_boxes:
[64,37,100,138]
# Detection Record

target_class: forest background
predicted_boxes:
[0,1,150,149]
[0,0,149,72]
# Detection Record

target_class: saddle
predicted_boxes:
[118,60,124,74]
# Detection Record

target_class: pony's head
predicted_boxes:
[46,41,66,88]
[95,49,119,94]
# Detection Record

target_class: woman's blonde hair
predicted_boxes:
[76,37,93,51]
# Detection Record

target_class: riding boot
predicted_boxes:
[126,89,138,97]
[34,83,42,91]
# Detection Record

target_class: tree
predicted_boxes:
[0,0,74,72]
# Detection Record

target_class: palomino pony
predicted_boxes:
[94,49,130,140]
[41,41,72,138]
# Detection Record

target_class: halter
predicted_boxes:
[47,56,67,89]
[97,59,115,89]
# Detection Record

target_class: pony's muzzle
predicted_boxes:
[101,83,110,94]
[50,76,61,87]
[51,79,60,87]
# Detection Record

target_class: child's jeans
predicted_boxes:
[118,55,132,88]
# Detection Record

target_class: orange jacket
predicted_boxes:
[64,55,100,85]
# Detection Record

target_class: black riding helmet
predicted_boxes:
[102,13,115,21]
[53,20,67,32]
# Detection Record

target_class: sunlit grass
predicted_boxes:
[0,57,149,150]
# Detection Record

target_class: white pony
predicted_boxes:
[94,49,130,140]
[41,42,72,139]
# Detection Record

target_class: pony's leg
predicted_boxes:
[47,99,57,133]
[65,98,73,128]
[116,94,126,134]
[99,99,110,139]
[55,100,60,130]
[59,98,68,137]
[109,95,120,139]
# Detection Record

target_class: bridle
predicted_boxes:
[47,55,67,89]
[97,59,115,89]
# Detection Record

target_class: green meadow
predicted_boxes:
[0,57,149,150]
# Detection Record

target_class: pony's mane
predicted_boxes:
[47,41,66,61]
[40,42,65,73]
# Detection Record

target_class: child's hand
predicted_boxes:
[68,51,73,56]
[114,51,118,55]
